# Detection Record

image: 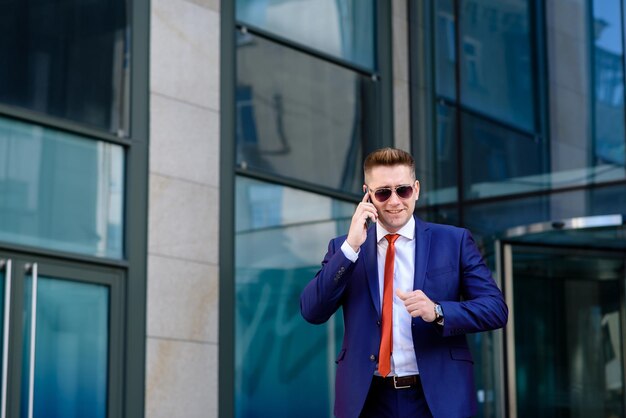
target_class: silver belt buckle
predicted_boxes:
[393,375,411,389]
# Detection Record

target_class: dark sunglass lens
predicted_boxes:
[374,189,392,202]
[396,185,413,199]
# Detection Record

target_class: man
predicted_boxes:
[300,148,508,418]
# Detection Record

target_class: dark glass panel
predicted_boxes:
[236,0,376,70]
[511,247,624,417]
[434,0,457,100]
[459,0,534,130]
[420,102,458,205]
[0,0,130,135]
[236,32,377,194]
[462,111,547,200]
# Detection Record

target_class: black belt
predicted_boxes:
[373,374,421,389]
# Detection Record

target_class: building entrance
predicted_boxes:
[500,215,626,418]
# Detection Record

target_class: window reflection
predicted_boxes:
[235,176,353,418]
[592,0,626,167]
[0,0,130,135]
[236,0,375,69]
[0,116,124,259]
[459,0,534,131]
[236,32,376,194]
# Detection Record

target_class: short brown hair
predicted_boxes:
[364,147,415,179]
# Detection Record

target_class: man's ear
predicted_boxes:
[363,184,367,193]
[414,180,420,200]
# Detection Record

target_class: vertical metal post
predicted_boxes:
[26,263,38,418]
[0,259,11,418]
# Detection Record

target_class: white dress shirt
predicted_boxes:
[341,217,419,376]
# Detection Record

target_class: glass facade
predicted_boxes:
[413,0,626,417]
[0,0,130,135]
[236,32,377,194]
[236,0,376,69]
[234,176,353,417]
[0,116,125,259]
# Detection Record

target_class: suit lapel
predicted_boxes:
[413,216,431,291]
[362,225,381,317]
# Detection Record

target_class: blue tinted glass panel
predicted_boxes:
[236,0,375,69]
[0,0,130,135]
[434,0,457,100]
[459,0,534,130]
[236,33,376,194]
[235,176,354,418]
[22,276,109,418]
[462,111,547,200]
[0,116,124,259]
[593,0,626,167]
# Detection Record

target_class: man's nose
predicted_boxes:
[387,190,402,205]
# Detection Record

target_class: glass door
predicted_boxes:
[0,252,123,418]
[502,244,626,418]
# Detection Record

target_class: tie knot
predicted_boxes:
[385,234,400,245]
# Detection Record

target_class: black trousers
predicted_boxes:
[359,375,433,418]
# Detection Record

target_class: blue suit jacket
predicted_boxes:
[300,216,508,418]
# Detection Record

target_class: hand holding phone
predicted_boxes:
[345,188,378,252]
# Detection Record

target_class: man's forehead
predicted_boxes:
[365,165,414,183]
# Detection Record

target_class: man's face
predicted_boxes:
[365,165,420,233]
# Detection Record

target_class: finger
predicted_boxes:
[396,289,408,300]
[361,191,370,203]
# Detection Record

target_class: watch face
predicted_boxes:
[435,304,443,317]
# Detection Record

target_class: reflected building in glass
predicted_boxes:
[1,0,626,417]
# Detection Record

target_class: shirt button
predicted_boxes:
[369,354,376,362]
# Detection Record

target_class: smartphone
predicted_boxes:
[363,186,374,228]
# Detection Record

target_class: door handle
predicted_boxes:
[0,259,11,418]
[24,263,38,418]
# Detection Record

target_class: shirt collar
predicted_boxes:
[376,215,415,243]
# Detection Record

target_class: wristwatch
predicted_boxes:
[434,303,444,326]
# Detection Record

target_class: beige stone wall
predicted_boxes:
[146,0,220,416]
[393,0,411,152]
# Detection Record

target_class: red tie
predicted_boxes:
[378,233,399,377]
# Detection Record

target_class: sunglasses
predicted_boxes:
[368,184,414,202]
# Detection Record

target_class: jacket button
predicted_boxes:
[376,320,381,326]
[369,354,376,362]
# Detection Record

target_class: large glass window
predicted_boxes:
[236,0,376,69]
[0,116,124,259]
[235,176,353,418]
[0,0,130,135]
[459,0,534,130]
[236,33,377,194]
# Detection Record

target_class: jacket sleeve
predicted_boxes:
[300,238,355,324]
[439,229,508,336]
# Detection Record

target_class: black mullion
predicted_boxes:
[452,0,464,226]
